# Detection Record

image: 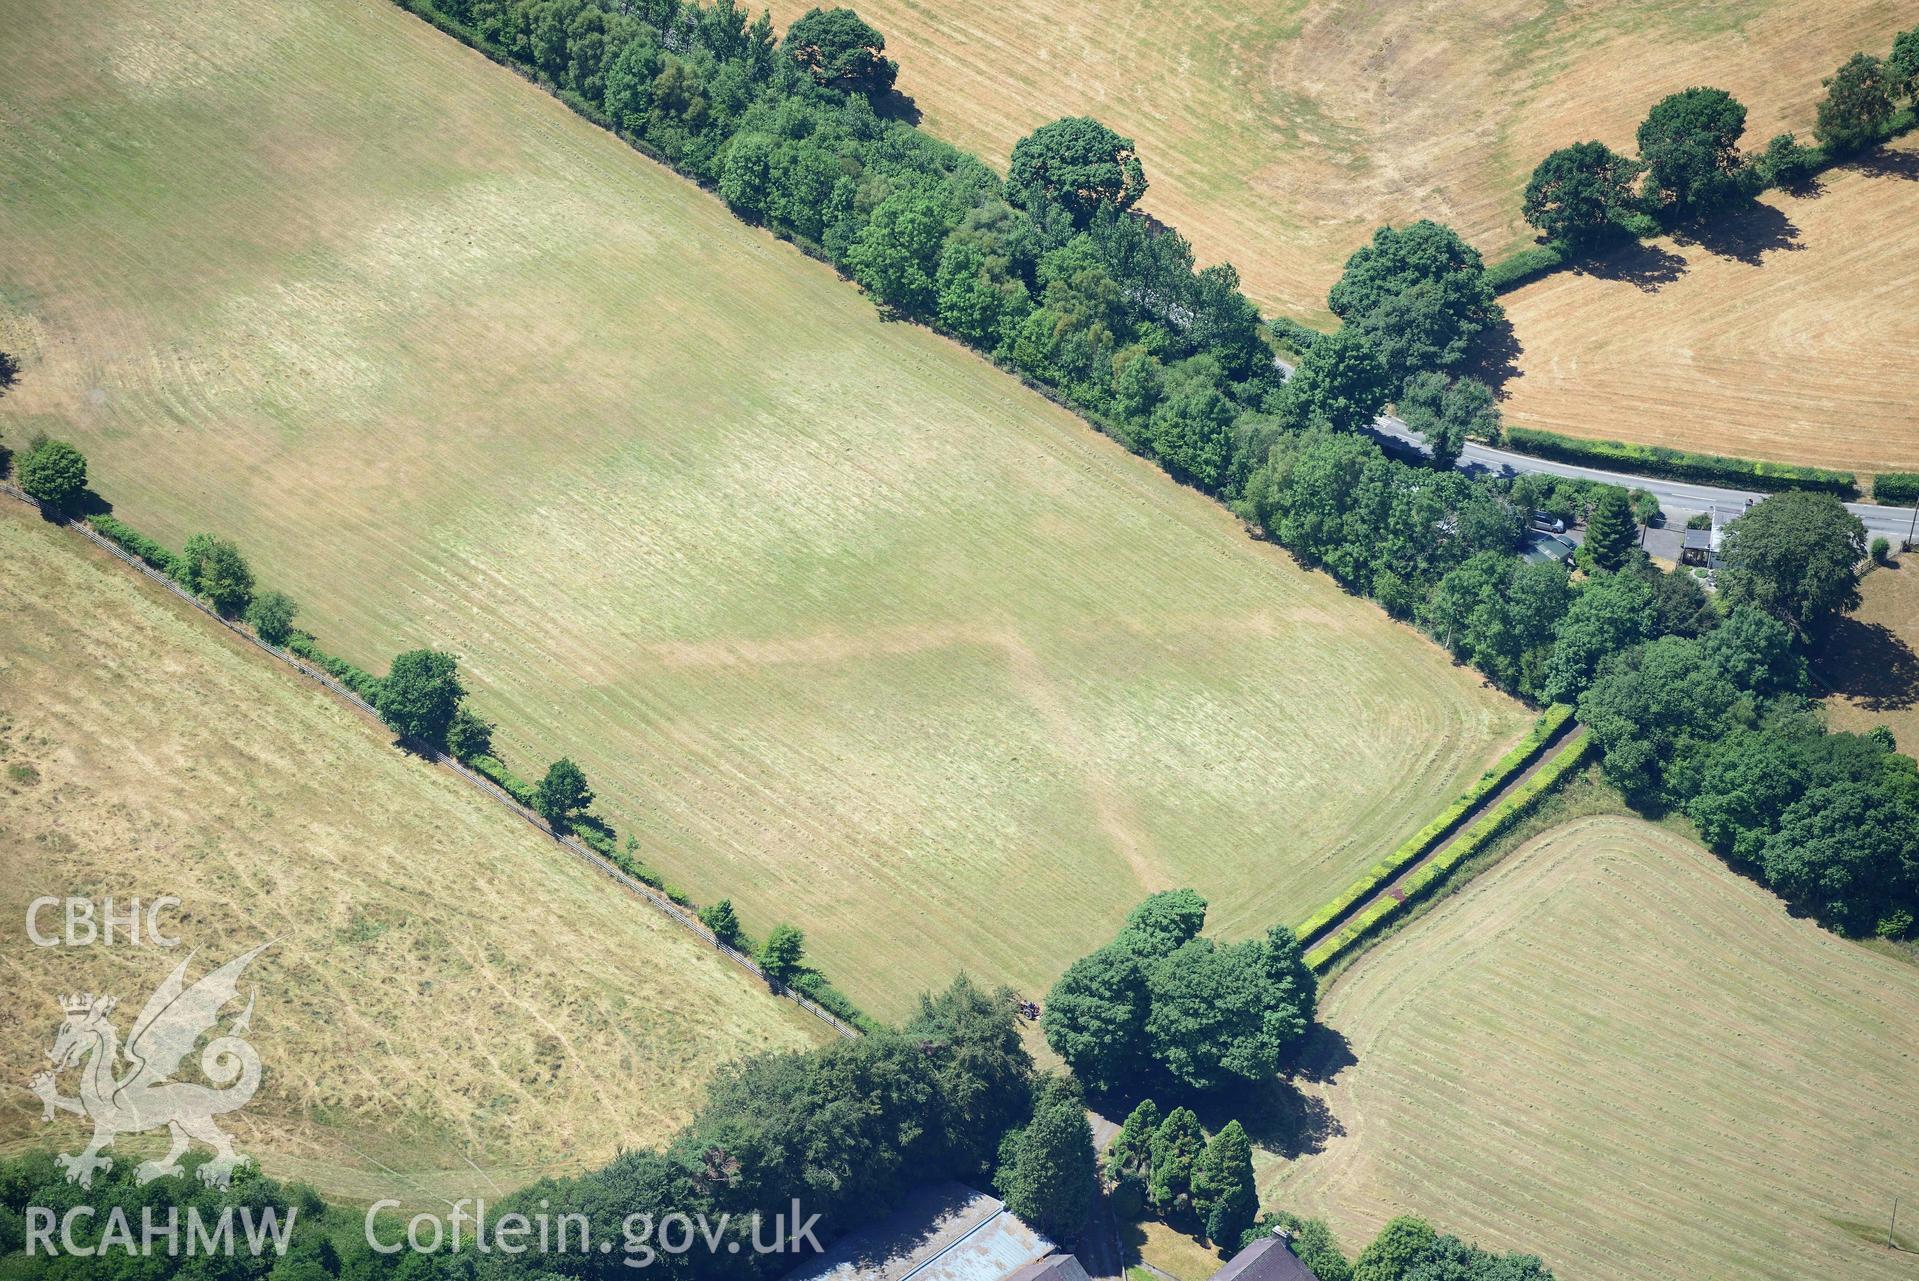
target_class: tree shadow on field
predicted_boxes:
[873,86,922,125]
[1812,601,1919,712]
[1195,1025,1356,1160]
[1672,198,1804,267]
[1848,145,1919,182]
[1462,319,1524,398]
[1573,237,1688,292]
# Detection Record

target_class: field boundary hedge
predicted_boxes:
[1304,729,1594,971]
[4,483,865,1040]
[1502,426,1859,496]
[1293,704,1574,947]
[1873,472,1919,505]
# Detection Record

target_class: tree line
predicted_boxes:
[1520,29,1919,258]
[5,429,872,1027]
[29,0,1919,947]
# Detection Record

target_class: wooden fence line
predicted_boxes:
[3,483,860,1039]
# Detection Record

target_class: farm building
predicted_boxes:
[779,1184,1056,1281]
[1207,1229,1324,1281]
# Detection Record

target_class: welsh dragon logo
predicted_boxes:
[30,943,271,1189]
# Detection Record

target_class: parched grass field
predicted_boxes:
[1500,136,1919,477]
[1817,557,1919,752]
[1261,815,1919,1281]
[759,0,1907,318]
[0,0,1530,1018]
[0,506,825,1203]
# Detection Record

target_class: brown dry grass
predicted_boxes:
[1500,136,1919,476]
[1817,555,1919,751]
[759,0,1907,317]
[0,505,825,1203]
[1260,815,1919,1281]
[0,0,1530,1019]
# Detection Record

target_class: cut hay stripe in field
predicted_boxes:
[0,0,1529,1018]
[1502,135,1919,477]
[756,0,1909,318]
[1263,815,1919,1281]
[0,504,826,1200]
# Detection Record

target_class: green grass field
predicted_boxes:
[0,0,1528,1018]
[0,505,824,1202]
[1262,815,1919,1281]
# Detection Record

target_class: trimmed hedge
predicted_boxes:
[1485,243,1566,293]
[1503,427,1858,496]
[1293,704,1574,946]
[1305,731,1594,970]
[1873,472,1919,506]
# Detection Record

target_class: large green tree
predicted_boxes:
[1109,1098,1160,1178]
[1396,372,1500,468]
[1522,141,1642,247]
[533,756,594,829]
[1354,1216,1437,1281]
[244,589,298,645]
[847,191,951,316]
[1327,221,1501,381]
[755,923,806,984]
[1009,117,1147,223]
[1815,53,1895,155]
[1147,1107,1205,1214]
[1046,891,1316,1097]
[1190,1120,1257,1246]
[1579,486,1638,573]
[180,533,255,617]
[373,648,464,749]
[1284,328,1391,432]
[1716,491,1866,635]
[1578,635,1741,805]
[1892,27,1919,106]
[1040,942,1149,1091]
[1636,87,1748,216]
[1540,570,1659,703]
[1422,553,1572,697]
[17,436,87,510]
[1119,888,1209,955]
[781,8,897,97]
[994,1077,1097,1236]
[1144,937,1287,1091]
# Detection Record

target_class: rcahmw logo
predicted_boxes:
[25,1203,296,1259]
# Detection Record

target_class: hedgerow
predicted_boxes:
[86,513,182,575]
[1873,472,1919,505]
[1503,427,1858,496]
[1484,243,1565,292]
[1294,704,1573,946]
[1305,732,1595,970]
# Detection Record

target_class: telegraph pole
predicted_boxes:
[1891,1196,1901,1250]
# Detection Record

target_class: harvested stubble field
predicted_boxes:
[1500,135,1919,477]
[0,506,825,1203]
[1261,815,1919,1281]
[1817,557,1919,752]
[0,0,1529,1018]
[759,0,1907,318]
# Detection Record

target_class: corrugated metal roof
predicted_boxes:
[780,1184,1055,1281]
